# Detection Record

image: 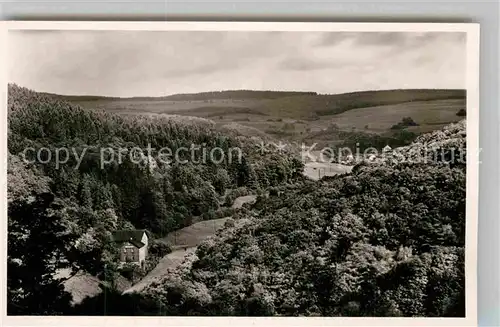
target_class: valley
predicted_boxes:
[7,85,467,317]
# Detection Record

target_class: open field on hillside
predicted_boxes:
[303,162,354,180]
[159,195,257,248]
[231,195,257,209]
[161,217,232,249]
[326,99,465,133]
[249,89,465,119]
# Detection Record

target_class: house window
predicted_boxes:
[122,246,135,262]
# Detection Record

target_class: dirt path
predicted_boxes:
[123,247,198,294]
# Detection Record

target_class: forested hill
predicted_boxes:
[7,84,304,315]
[40,90,318,102]
[87,120,466,317]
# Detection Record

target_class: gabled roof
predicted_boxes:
[111,229,150,248]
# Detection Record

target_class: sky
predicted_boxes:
[8,30,466,97]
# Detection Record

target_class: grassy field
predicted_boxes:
[125,195,259,294]
[303,162,353,180]
[160,217,232,249]
[130,217,254,295]
[158,194,257,248]
[326,98,466,133]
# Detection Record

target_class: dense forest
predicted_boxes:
[73,121,467,317]
[7,84,303,314]
[137,120,466,317]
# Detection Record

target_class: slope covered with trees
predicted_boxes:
[7,84,303,314]
[104,120,465,317]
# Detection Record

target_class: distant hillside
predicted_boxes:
[161,90,317,101]
[253,89,465,120]
[37,87,466,149]
[41,88,465,121]
[39,93,122,102]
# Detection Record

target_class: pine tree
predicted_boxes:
[93,183,114,211]
[78,174,93,209]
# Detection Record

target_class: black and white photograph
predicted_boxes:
[2,22,479,324]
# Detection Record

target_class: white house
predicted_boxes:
[111,229,150,268]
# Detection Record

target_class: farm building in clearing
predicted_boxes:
[111,229,150,268]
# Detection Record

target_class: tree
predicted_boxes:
[93,183,114,210]
[212,168,231,195]
[8,193,75,314]
[456,109,466,117]
[7,154,51,202]
[401,117,418,126]
[78,174,93,209]
[391,117,419,130]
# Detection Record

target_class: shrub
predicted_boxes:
[149,241,172,258]
[390,124,404,130]
[391,116,419,130]
[224,218,235,228]
[401,117,418,126]
[119,262,144,283]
